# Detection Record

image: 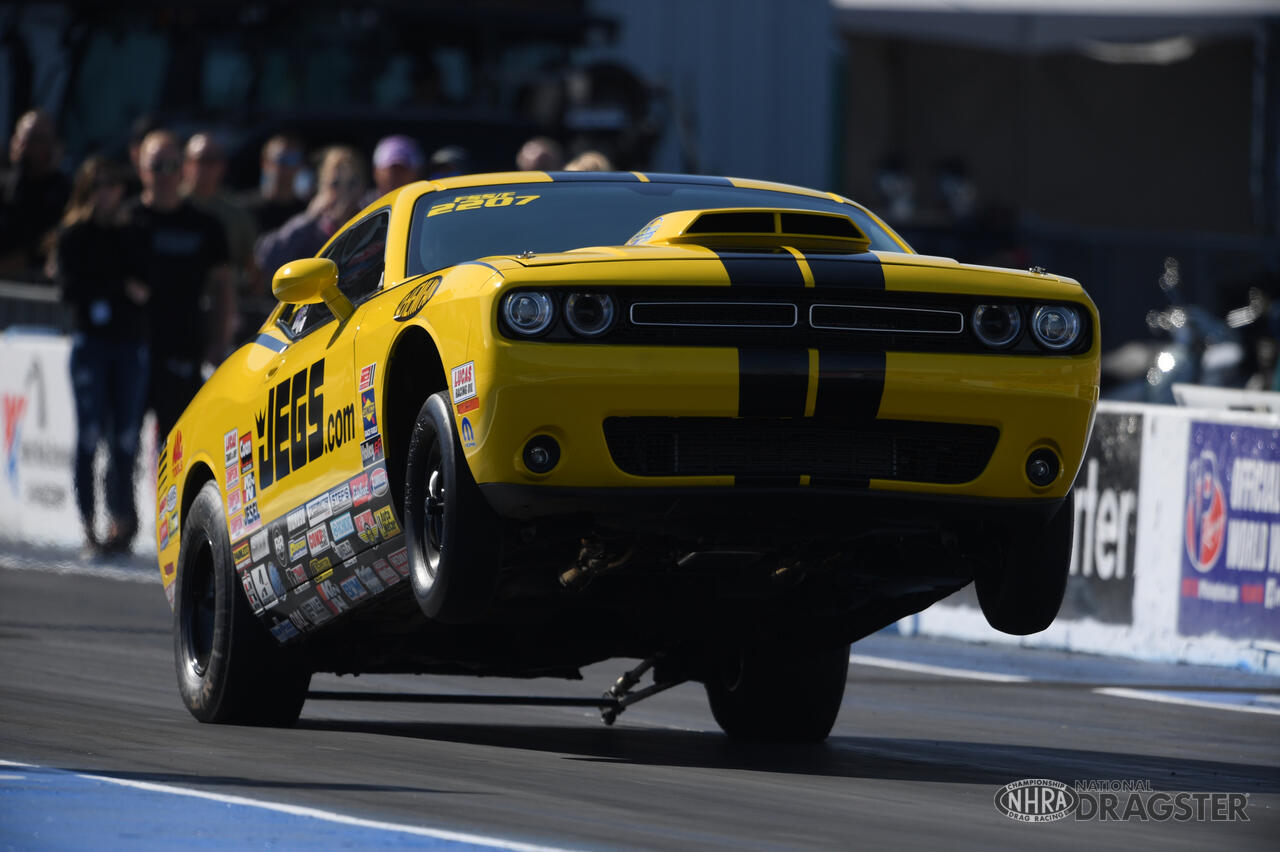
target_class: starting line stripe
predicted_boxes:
[0,759,577,852]
[847,653,1032,683]
[1093,688,1280,717]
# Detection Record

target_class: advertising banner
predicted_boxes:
[1179,421,1280,641]
[0,333,155,551]
[1062,411,1142,624]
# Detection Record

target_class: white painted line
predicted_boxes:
[0,773,26,780]
[1095,688,1280,717]
[0,553,156,584]
[848,653,1031,683]
[0,759,576,851]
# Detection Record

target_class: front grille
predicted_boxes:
[603,417,999,484]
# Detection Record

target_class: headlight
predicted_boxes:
[564,292,615,337]
[502,291,555,336]
[972,304,1022,348]
[1031,305,1082,350]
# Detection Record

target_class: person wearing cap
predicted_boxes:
[427,145,470,180]
[369,134,423,201]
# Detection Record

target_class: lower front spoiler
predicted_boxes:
[480,482,1065,535]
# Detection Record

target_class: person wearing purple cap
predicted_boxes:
[370,134,423,198]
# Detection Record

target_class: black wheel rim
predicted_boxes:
[421,440,445,586]
[181,538,216,677]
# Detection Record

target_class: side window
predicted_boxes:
[277,211,390,338]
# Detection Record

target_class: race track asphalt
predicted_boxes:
[1,550,1277,851]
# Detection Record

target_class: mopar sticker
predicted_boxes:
[460,417,476,448]
[451,362,476,404]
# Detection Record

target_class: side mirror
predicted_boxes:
[272,258,353,321]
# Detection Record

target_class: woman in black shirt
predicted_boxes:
[54,157,150,554]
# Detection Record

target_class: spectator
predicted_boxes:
[54,156,150,554]
[516,136,564,171]
[244,134,306,234]
[565,150,613,172]
[255,145,367,281]
[427,145,470,180]
[0,110,71,282]
[370,134,423,199]
[125,130,233,439]
[183,132,259,337]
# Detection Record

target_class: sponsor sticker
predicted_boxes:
[350,473,371,506]
[242,575,263,613]
[371,466,389,497]
[451,361,476,404]
[288,535,309,562]
[288,610,311,632]
[165,583,176,608]
[317,578,349,614]
[340,575,369,602]
[239,432,253,465]
[243,501,261,531]
[306,524,332,556]
[354,510,380,544]
[224,429,238,467]
[361,388,378,439]
[355,564,385,595]
[330,512,355,541]
[162,561,175,579]
[372,557,400,586]
[388,547,409,577]
[242,471,257,504]
[460,417,476,448]
[229,511,246,541]
[328,482,353,514]
[306,492,332,526]
[299,596,333,626]
[233,540,252,569]
[272,528,288,568]
[285,564,308,587]
[226,462,239,488]
[164,484,178,515]
[269,620,300,643]
[251,564,277,608]
[267,564,288,599]
[249,529,269,562]
[359,363,376,392]
[172,431,184,475]
[376,505,401,539]
[308,555,332,577]
[457,397,479,415]
[287,506,307,532]
[159,518,170,550]
[361,435,384,467]
[227,487,242,515]
[334,540,355,560]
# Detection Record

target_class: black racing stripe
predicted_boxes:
[548,171,641,182]
[806,253,885,290]
[738,348,808,417]
[716,252,805,288]
[814,351,885,421]
[642,173,733,186]
[807,475,870,490]
[736,476,804,488]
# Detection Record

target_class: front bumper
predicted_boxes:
[456,340,1098,507]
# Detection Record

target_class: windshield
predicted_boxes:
[406,178,908,276]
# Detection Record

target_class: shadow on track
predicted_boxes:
[295,719,1280,794]
[45,766,470,797]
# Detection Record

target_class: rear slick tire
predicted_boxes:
[173,481,310,725]
[705,641,850,742]
[403,392,501,623]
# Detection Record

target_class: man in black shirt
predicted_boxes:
[126,130,234,439]
[0,110,70,282]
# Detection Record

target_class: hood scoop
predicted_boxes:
[625,207,871,253]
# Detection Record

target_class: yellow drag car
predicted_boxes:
[157,171,1098,741]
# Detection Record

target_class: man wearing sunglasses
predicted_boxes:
[124,130,234,439]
